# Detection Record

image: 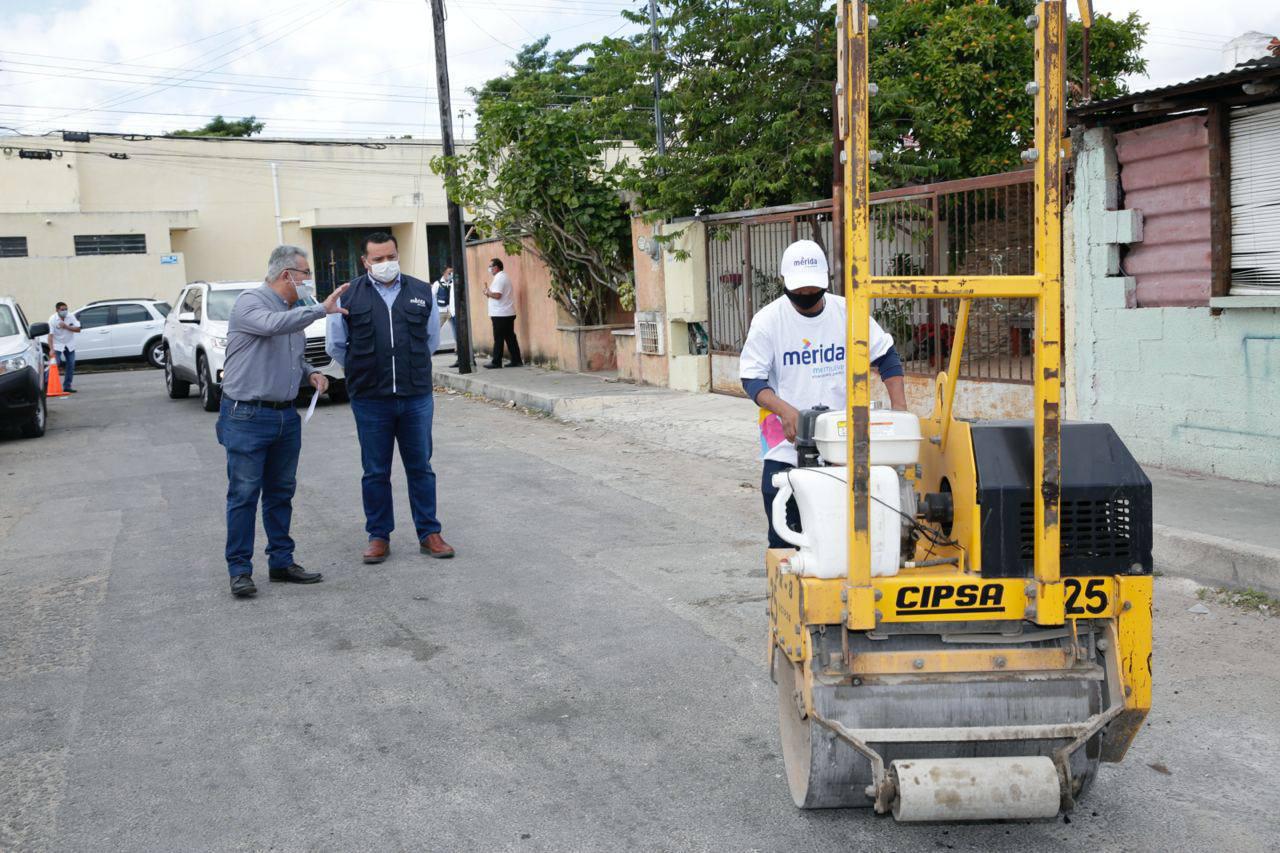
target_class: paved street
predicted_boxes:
[2,370,1278,852]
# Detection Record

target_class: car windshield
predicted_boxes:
[207,289,316,320]
[155,302,171,317]
[207,290,246,321]
[0,306,17,337]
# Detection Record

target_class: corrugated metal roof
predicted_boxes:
[1072,57,1280,123]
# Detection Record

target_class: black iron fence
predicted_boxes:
[705,169,1038,383]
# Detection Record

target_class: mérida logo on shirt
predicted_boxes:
[409,297,427,307]
[782,340,845,367]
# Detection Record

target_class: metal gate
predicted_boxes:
[706,170,1038,392]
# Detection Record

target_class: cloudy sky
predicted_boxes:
[1,0,1277,140]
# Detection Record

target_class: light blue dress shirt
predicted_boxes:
[325,275,440,378]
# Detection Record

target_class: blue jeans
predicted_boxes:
[350,393,440,542]
[57,349,75,390]
[216,398,302,577]
[762,460,800,550]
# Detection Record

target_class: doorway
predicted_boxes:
[312,227,391,298]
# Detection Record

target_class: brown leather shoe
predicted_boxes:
[363,538,390,564]
[420,533,455,559]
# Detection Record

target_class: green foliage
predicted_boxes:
[431,39,634,325]
[169,115,265,137]
[587,0,1146,217]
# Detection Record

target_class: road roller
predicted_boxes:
[766,0,1152,821]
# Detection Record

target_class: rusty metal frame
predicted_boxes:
[840,0,1068,629]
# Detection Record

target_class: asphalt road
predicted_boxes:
[2,371,1278,852]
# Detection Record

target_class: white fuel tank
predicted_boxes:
[771,466,901,578]
[812,409,922,467]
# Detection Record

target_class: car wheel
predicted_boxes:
[165,348,191,399]
[327,380,349,404]
[20,392,47,438]
[198,354,221,412]
[145,338,165,369]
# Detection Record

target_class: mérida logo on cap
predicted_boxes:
[780,239,830,290]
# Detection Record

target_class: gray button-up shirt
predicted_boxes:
[222,285,325,403]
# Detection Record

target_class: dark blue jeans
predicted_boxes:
[762,459,801,549]
[216,398,301,577]
[57,349,75,390]
[351,393,440,542]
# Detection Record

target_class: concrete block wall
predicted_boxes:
[1071,128,1280,483]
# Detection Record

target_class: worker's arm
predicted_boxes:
[755,387,802,442]
[873,345,907,411]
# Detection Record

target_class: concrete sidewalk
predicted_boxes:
[433,355,1280,595]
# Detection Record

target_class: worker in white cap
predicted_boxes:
[739,239,907,548]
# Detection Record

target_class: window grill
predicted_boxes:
[0,237,28,258]
[636,311,664,355]
[74,234,147,255]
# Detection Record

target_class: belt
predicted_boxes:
[228,397,295,410]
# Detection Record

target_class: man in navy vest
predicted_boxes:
[325,232,455,563]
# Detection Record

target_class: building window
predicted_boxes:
[0,236,28,258]
[1229,102,1280,292]
[74,234,147,255]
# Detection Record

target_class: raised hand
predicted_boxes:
[323,282,351,315]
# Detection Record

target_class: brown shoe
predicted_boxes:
[363,538,390,564]
[420,533,455,559]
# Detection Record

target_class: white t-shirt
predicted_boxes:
[48,312,80,353]
[487,270,515,317]
[739,294,893,465]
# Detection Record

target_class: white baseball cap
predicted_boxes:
[779,240,829,290]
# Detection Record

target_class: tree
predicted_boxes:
[586,0,1146,217]
[432,40,634,326]
[169,115,265,137]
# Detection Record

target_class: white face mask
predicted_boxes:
[370,259,400,283]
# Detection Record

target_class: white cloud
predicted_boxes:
[0,0,640,138]
[1093,0,1280,89]
[2,0,1276,139]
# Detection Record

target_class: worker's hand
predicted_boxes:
[778,403,801,443]
[323,282,350,315]
[309,373,329,394]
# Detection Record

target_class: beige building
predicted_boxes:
[0,133,461,315]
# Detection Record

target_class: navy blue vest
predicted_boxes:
[342,274,435,398]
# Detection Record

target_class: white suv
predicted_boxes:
[68,298,170,368]
[162,281,345,412]
[0,295,50,438]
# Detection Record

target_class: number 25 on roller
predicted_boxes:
[1065,578,1110,617]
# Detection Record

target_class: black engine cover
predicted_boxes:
[969,421,1153,578]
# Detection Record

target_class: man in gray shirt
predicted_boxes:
[217,244,348,598]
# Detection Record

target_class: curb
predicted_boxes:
[433,368,560,415]
[1153,523,1280,598]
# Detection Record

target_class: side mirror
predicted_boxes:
[29,322,49,338]
[178,312,198,323]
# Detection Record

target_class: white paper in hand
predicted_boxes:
[304,390,320,424]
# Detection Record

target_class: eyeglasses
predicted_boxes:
[286,267,313,277]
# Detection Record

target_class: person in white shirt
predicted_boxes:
[739,239,907,548]
[481,258,523,369]
[46,301,81,393]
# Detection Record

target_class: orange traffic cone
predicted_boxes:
[46,356,70,397]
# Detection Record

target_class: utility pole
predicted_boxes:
[647,0,666,156]
[428,0,474,373]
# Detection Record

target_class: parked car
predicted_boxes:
[67,298,171,368]
[162,281,345,412]
[0,295,50,438]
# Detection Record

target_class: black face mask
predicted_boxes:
[786,289,825,311]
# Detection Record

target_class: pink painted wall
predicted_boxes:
[1115,115,1212,307]
[463,237,631,371]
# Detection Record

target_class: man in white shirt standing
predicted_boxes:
[481,258,523,369]
[46,301,81,393]
[739,240,908,548]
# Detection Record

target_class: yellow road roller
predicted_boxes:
[766,0,1152,821]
